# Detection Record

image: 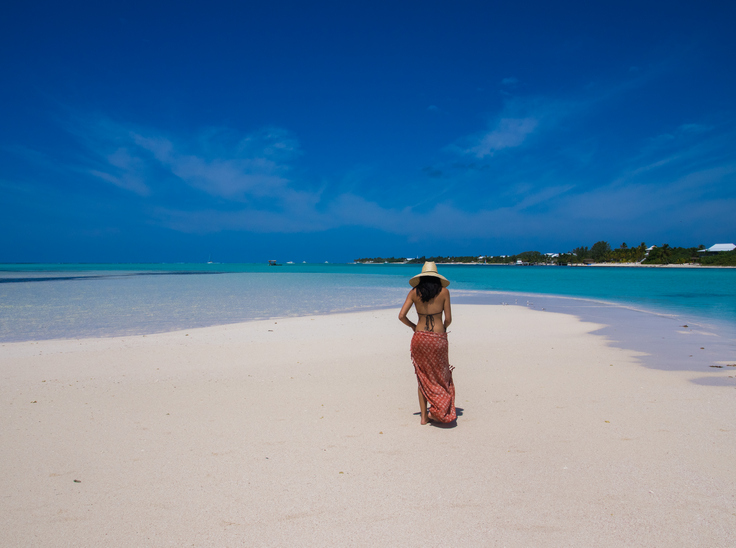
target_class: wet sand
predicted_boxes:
[1,305,735,547]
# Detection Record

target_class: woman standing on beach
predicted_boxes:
[399,262,457,425]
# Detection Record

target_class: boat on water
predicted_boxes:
[268,260,282,266]
[286,261,294,264]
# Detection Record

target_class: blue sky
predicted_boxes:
[1,1,735,263]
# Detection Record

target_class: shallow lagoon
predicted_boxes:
[1,264,734,356]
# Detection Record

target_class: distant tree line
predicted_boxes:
[352,256,408,263]
[354,242,736,266]
[691,249,736,266]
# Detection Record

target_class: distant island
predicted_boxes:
[355,241,736,266]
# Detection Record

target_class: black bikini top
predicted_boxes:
[417,311,442,331]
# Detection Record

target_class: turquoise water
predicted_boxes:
[0,263,734,342]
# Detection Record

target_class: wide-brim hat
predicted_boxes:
[409,261,450,287]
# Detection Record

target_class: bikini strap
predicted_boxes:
[422,311,441,330]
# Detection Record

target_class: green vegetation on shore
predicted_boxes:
[355,242,736,266]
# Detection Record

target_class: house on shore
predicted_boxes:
[697,243,736,256]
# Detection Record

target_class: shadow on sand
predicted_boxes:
[413,407,464,428]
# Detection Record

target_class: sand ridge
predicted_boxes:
[1,305,735,547]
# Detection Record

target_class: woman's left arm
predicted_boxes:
[443,289,452,329]
[398,290,417,331]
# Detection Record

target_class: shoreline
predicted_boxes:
[355,262,736,268]
[2,288,735,376]
[453,291,736,376]
[2,305,734,546]
[3,261,735,271]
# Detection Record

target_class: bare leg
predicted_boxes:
[418,387,429,425]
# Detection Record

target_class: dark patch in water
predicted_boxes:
[0,271,224,284]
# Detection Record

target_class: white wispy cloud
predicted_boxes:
[132,132,291,199]
[87,168,150,196]
[462,117,538,157]
[73,119,311,205]
[616,120,732,184]
[455,65,674,166]
[453,95,573,159]
[59,103,735,247]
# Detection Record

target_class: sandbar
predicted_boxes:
[1,305,734,546]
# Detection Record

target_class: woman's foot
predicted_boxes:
[421,407,435,425]
[418,388,431,424]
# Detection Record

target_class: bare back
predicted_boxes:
[399,286,452,333]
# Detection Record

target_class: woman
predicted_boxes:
[399,261,457,425]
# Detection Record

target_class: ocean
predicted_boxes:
[1,263,734,374]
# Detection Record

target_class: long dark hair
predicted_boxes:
[415,276,443,302]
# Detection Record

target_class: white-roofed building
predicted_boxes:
[708,243,735,252]
[697,243,736,254]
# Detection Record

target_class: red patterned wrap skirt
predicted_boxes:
[410,331,456,423]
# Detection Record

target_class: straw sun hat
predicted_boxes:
[409,261,450,288]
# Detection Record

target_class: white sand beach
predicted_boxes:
[1,304,735,547]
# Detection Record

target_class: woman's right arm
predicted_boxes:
[398,290,417,331]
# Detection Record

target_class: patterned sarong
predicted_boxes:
[410,331,456,423]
